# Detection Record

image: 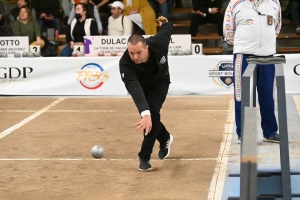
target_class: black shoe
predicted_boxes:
[139,158,152,171]
[158,135,173,160]
[263,133,280,143]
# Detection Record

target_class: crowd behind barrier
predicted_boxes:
[1,0,300,55]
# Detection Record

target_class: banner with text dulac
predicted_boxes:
[84,35,191,56]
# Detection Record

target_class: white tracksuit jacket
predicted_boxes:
[223,0,281,56]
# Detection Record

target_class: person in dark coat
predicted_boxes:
[11,0,36,21]
[0,0,12,36]
[286,0,300,34]
[119,19,174,171]
[189,0,224,37]
[31,0,61,36]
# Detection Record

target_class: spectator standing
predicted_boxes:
[61,0,73,25]
[223,0,281,143]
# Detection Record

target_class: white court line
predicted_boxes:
[0,158,217,161]
[0,98,65,139]
[207,99,234,200]
[0,110,229,113]
[294,96,300,115]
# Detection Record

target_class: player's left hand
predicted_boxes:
[134,115,152,136]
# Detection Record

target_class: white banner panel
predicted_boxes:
[0,54,299,95]
[0,36,29,57]
[84,34,191,56]
[0,57,127,95]
[168,54,300,95]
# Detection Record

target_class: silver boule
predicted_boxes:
[28,52,34,57]
[33,52,40,57]
[14,52,21,58]
[178,50,184,56]
[91,145,104,159]
[22,51,28,57]
[71,51,77,57]
[171,49,178,55]
[77,52,84,57]
[184,50,191,55]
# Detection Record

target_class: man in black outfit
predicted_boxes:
[119,20,174,171]
[189,0,223,37]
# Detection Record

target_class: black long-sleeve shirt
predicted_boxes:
[31,0,60,18]
[66,18,99,43]
[119,22,173,114]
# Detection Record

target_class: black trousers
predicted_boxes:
[289,0,300,27]
[138,80,170,161]
[189,13,224,36]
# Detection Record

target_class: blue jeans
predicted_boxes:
[148,0,174,19]
[60,44,73,57]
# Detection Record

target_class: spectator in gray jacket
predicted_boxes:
[0,0,12,36]
[61,0,73,25]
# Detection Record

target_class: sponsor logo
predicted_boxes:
[0,67,33,87]
[160,56,166,64]
[76,63,109,90]
[226,14,231,22]
[225,24,231,30]
[235,55,242,101]
[246,19,254,25]
[294,64,300,76]
[209,61,233,89]
[294,64,300,86]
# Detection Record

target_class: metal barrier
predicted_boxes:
[228,56,300,200]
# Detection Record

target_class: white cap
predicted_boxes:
[109,1,124,10]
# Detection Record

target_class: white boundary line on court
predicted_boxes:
[207,99,235,200]
[0,98,65,139]
[0,110,229,113]
[0,158,217,161]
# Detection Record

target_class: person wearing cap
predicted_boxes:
[108,1,132,35]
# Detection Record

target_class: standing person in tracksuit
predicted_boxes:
[223,0,281,144]
[119,19,173,171]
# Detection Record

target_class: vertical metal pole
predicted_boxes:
[240,107,257,200]
[275,64,292,199]
[252,67,257,107]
